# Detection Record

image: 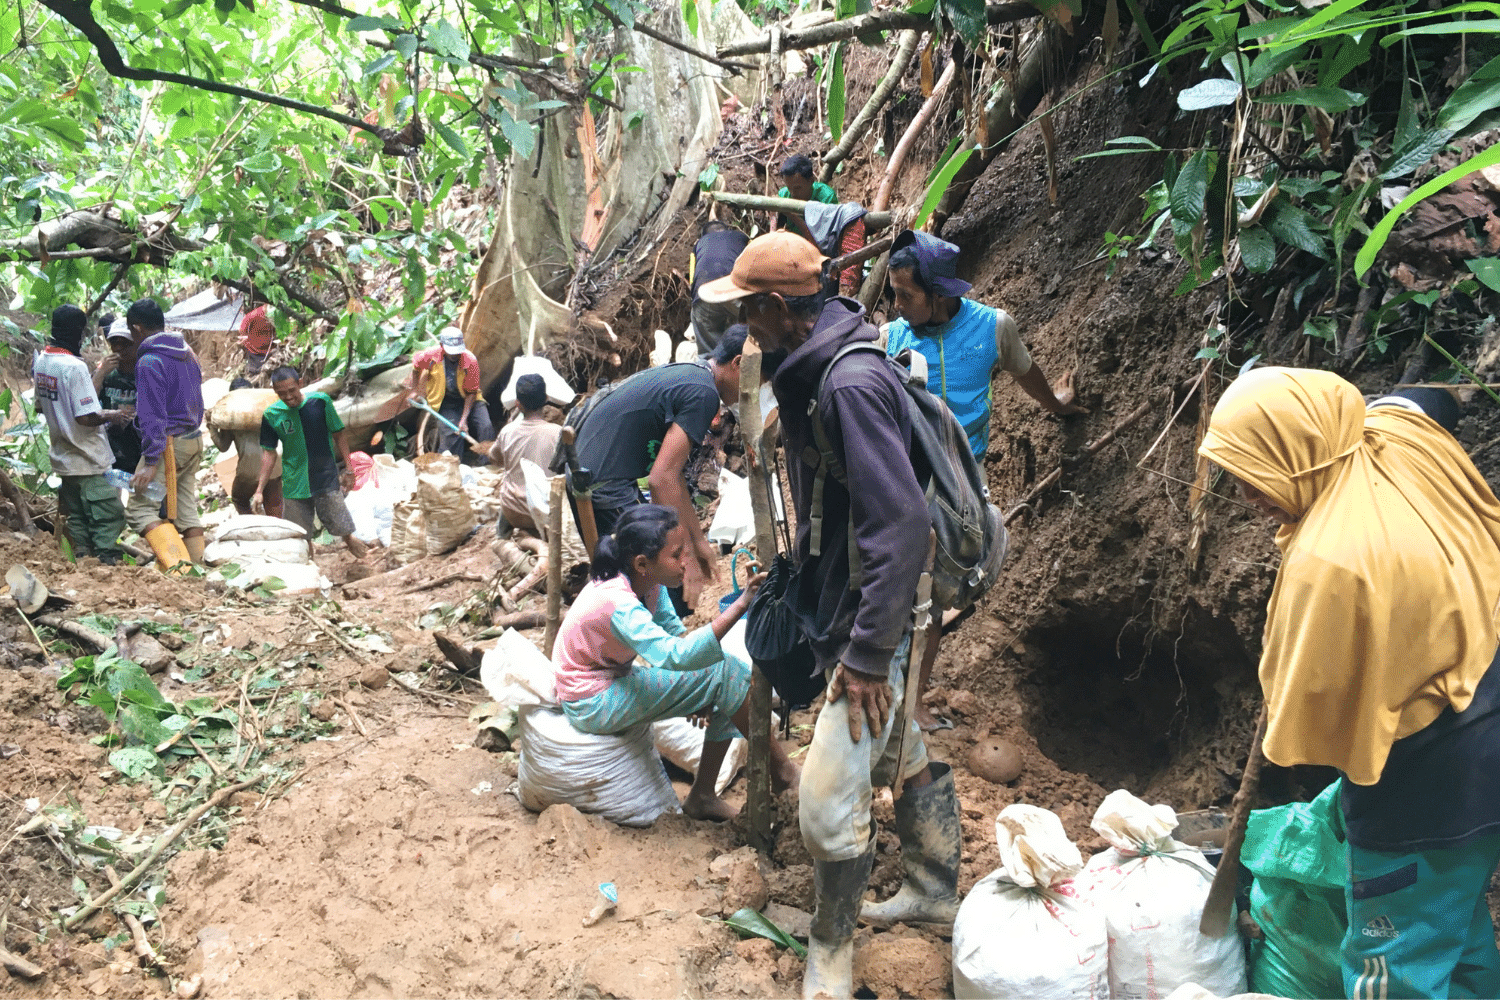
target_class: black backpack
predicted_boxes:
[805,343,1008,612]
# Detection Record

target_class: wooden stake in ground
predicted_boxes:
[1199,704,1268,937]
[543,475,565,658]
[739,335,775,854]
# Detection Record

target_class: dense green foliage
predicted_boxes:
[0,0,633,367]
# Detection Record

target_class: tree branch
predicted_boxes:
[284,0,360,17]
[719,3,1036,56]
[591,3,756,74]
[39,0,400,147]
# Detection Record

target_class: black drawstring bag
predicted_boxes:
[744,553,825,712]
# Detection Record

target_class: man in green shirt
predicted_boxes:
[776,154,838,245]
[254,366,368,559]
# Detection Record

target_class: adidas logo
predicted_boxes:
[1361,916,1399,939]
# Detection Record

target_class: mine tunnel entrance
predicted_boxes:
[1011,598,1258,796]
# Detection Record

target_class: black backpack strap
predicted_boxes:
[806,342,895,589]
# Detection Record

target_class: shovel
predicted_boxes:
[409,397,481,448]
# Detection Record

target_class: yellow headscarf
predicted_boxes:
[1200,367,1500,785]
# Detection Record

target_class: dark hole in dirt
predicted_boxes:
[1016,600,1253,793]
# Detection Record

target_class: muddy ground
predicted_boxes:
[5,34,1500,1000]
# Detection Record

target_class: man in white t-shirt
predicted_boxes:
[33,306,131,562]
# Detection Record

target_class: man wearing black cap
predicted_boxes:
[490,373,561,534]
[33,306,131,562]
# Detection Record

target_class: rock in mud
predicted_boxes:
[358,665,390,690]
[853,934,951,998]
[124,631,175,675]
[946,689,979,719]
[721,855,768,915]
[536,802,609,860]
[967,738,1023,784]
[309,699,337,722]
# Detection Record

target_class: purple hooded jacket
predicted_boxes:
[772,297,931,678]
[135,332,204,464]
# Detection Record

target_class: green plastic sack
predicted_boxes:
[1241,781,1348,1000]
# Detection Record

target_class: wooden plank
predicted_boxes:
[739,337,776,854]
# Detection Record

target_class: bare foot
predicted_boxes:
[914,706,953,732]
[683,791,740,822]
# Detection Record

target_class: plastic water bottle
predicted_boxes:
[103,468,167,503]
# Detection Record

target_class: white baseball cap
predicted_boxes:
[440,326,465,355]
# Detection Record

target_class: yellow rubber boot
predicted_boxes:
[144,523,192,575]
[183,532,206,565]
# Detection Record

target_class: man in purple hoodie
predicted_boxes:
[699,232,958,999]
[126,299,207,563]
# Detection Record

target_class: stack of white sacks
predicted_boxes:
[201,515,331,595]
[954,790,1246,1000]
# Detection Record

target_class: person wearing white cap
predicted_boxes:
[406,325,493,460]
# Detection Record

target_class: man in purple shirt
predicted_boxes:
[125,299,207,564]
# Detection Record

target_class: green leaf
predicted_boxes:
[1194,346,1222,360]
[681,0,699,36]
[364,52,397,77]
[1245,43,1305,88]
[392,33,418,60]
[1177,78,1241,110]
[939,0,986,46]
[1383,128,1453,179]
[1169,149,1212,227]
[913,143,976,229]
[826,43,846,144]
[1467,257,1500,294]
[1358,143,1500,277]
[0,387,13,420]
[499,108,535,161]
[169,115,199,142]
[1254,86,1366,113]
[426,19,470,62]
[1264,201,1327,258]
[433,120,470,159]
[724,908,807,958]
[1237,224,1275,273]
[1436,53,1500,135]
[239,151,281,174]
[1074,135,1163,161]
[347,14,403,32]
[698,163,720,188]
[108,746,161,780]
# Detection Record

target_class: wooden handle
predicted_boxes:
[1199,704,1269,936]
[163,435,178,523]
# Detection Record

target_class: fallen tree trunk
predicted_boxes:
[710,192,891,228]
[719,3,1035,56]
[0,210,200,265]
[819,30,924,183]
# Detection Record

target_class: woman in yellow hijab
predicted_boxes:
[1201,366,1500,1000]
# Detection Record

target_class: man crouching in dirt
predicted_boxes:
[698,232,962,999]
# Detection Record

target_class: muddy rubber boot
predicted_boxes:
[802,843,875,1000]
[859,762,962,931]
[183,531,206,565]
[143,523,192,575]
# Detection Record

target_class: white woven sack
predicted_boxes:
[209,514,308,543]
[202,537,311,567]
[1077,790,1247,1000]
[516,705,681,828]
[953,805,1108,1000]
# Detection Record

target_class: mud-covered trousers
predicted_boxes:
[799,636,929,862]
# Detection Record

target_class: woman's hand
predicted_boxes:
[732,570,769,613]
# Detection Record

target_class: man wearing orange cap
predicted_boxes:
[699,232,957,999]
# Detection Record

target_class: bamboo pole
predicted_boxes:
[708,192,891,230]
[543,475,565,658]
[739,337,776,854]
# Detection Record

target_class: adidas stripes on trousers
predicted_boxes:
[1343,833,1500,999]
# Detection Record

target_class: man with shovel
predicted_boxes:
[698,231,962,999]
[407,326,493,461]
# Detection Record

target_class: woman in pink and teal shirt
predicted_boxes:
[553,504,800,821]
